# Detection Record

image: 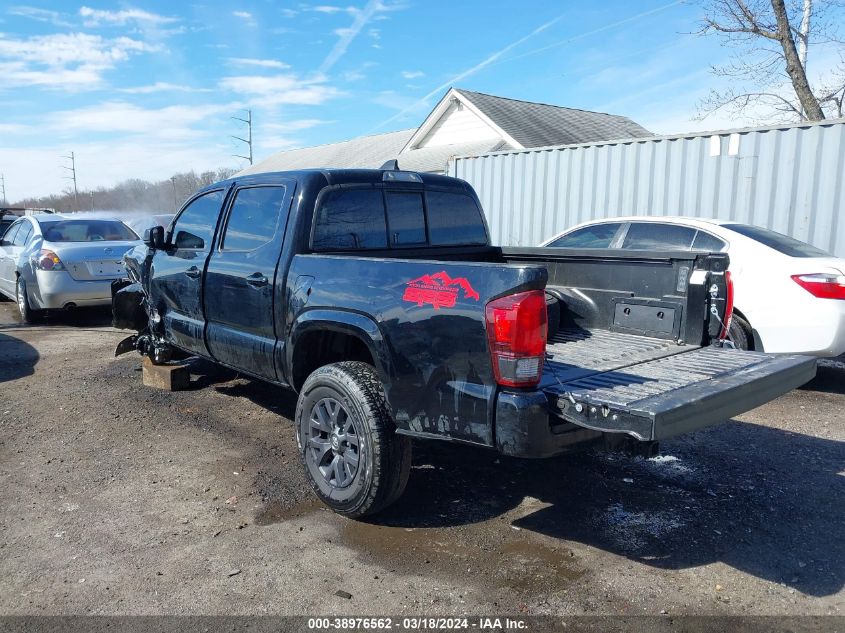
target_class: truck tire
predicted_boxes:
[295,361,411,518]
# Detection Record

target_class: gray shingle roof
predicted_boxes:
[455,88,652,148]
[239,129,415,176]
[239,129,505,176]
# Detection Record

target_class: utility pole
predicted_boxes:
[0,174,7,206]
[231,109,253,165]
[62,151,80,211]
[170,176,178,211]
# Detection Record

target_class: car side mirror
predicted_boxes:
[143,225,166,250]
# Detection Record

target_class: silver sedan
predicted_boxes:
[0,215,140,323]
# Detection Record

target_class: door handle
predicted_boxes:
[246,272,268,287]
[185,266,201,279]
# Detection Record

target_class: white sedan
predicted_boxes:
[541,217,845,357]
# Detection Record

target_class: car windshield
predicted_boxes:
[39,219,139,242]
[723,223,831,258]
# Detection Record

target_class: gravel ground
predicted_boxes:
[0,301,843,616]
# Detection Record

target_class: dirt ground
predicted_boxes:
[0,302,843,617]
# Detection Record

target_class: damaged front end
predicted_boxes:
[112,245,175,364]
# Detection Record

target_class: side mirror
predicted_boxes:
[143,226,166,250]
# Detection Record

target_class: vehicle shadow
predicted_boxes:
[0,332,39,383]
[801,358,845,395]
[371,421,844,597]
[167,354,844,598]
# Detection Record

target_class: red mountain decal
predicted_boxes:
[402,271,480,309]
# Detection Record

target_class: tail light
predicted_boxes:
[791,273,845,299]
[485,290,547,388]
[32,249,65,271]
[719,270,734,340]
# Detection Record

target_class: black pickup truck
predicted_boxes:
[113,168,816,518]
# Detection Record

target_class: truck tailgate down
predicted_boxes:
[542,328,816,441]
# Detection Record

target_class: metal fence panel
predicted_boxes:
[450,119,845,256]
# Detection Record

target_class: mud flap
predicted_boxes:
[115,335,138,357]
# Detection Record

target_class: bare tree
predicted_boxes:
[699,0,845,122]
[13,167,239,213]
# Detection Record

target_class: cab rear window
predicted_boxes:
[312,187,488,251]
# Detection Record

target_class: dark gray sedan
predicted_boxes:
[0,215,140,322]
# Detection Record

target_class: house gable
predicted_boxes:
[401,88,523,153]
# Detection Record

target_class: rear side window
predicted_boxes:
[313,188,387,251]
[426,191,488,246]
[724,223,830,257]
[547,223,622,248]
[222,186,287,251]
[386,192,426,246]
[14,223,33,246]
[691,230,726,252]
[622,223,696,250]
[171,190,225,251]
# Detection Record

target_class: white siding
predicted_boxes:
[450,119,845,256]
[413,101,501,149]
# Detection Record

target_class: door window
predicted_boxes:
[313,188,387,251]
[386,192,426,246]
[222,186,287,251]
[13,223,32,246]
[1,222,21,246]
[546,223,622,248]
[622,223,697,250]
[171,190,225,251]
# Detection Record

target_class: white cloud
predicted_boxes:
[319,0,406,73]
[401,70,423,79]
[0,32,160,90]
[47,101,231,138]
[371,12,564,131]
[218,73,341,106]
[280,8,298,18]
[8,6,74,27]
[232,10,255,23]
[309,6,354,14]
[118,82,211,94]
[79,6,177,26]
[226,57,290,69]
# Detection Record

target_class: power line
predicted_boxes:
[62,151,80,212]
[231,109,253,165]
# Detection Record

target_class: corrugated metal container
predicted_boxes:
[449,118,845,256]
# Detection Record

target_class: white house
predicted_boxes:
[240,87,651,176]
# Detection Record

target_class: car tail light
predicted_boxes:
[791,273,845,299]
[32,249,65,271]
[485,290,547,388]
[719,270,734,340]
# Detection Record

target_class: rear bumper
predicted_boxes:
[31,270,118,309]
[494,350,817,458]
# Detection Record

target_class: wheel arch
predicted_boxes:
[288,309,392,392]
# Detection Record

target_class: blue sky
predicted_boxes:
[0,1,831,200]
